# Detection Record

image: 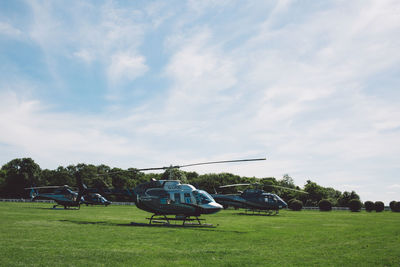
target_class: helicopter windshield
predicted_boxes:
[193,190,213,205]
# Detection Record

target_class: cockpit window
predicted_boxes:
[193,190,213,205]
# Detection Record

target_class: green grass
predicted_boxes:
[0,202,399,266]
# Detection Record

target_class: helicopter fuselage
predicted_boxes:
[134,180,223,216]
[212,189,287,211]
[32,186,81,207]
[82,193,112,206]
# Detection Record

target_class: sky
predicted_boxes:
[1,0,399,204]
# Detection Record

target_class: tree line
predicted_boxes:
[0,158,360,206]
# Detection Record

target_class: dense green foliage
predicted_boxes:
[364,201,375,212]
[348,199,362,212]
[318,199,332,211]
[288,199,303,211]
[389,201,396,211]
[374,201,385,212]
[1,202,400,266]
[1,158,360,205]
[389,201,400,212]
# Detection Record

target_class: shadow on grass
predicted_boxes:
[58,219,248,233]
[25,206,80,210]
[59,219,118,226]
[235,212,280,217]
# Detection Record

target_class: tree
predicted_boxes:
[0,158,363,204]
[161,168,187,183]
[1,158,41,198]
[288,199,303,211]
[319,199,332,211]
[364,201,375,212]
[41,167,75,186]
[394,202,400,212]
[374,201,384,212]
[389,201,398,212]
[348,199,362,212]
[0,169,6,196]
[279,174,295,188]
[304,180,325,205]
[323,188,341,206]
[338,191,359,207]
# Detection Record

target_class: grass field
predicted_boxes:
[0,202,399,266]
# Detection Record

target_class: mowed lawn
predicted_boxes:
[0,202,399,266]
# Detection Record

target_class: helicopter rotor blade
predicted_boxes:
[179,158,266,168]
[219,183,252,188]
[96,157,266,175]
[218,183,308,194]
[267,184,309,194]
[135,166,179,171]
[24,185,68,190]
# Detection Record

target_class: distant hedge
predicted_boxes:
[364,201,375,212]
[318,199,332,211]
[374,201,384,212]
[348,199,362,212]
[288,199,303,211]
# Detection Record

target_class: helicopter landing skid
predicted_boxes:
[145,214,213,227]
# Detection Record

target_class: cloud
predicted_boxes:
[0,91,133,167]
[26,1,149,87]
[165,29,238,115]
[73,49,95,64]
[1,1,400,204]
[107,52,149,85]
[0,21,22,37]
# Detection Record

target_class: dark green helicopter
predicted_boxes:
[94,158,266,225]
[212,183,307,215]
[25,176,111,209]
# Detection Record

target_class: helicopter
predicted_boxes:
[212,183,307,215]
[95,158,266,225]
[25,176,111,209]
[82,193,112,207]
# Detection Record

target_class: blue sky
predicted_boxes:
[1,0,399,203]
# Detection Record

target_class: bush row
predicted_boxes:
[287,199,400,212]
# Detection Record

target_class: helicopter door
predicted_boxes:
[184,193,191,203]
[174,193,181,204]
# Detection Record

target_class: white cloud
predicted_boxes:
[73,49,95,63]
[0,21,22,37]
[0,91,134,167]
[388,184,400,189]
[164,29,238,119]
[107,52,148,85]
[1,1,400,204]
[26,1,149,87]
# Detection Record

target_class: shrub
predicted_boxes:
[318,199,332,211]
[374,201,384,212]
[364,201,375,212]
[348,199,362,212]
[305,199,315,207]
[394,201,400,212]
[287,198,296,207]
[288,199,303,211]
[389,201,397,212]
